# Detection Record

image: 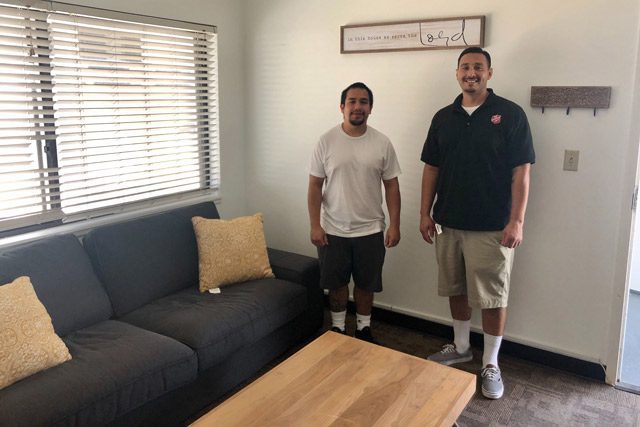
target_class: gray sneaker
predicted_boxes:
[427,344,473,365]
[481,366,504,399]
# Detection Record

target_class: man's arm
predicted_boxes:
[501,163,531,248]
[419,164,439,244]
[383,177,401,248]
[307,175,328,247]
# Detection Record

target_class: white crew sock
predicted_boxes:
[483,333,503,368]
[356,313,371,331]
[453,319,471,353]
[331,310,346,332]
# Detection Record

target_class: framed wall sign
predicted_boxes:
[341,16,485,54]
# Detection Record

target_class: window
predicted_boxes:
[0,2,219,233]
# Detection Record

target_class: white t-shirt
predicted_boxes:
[309,124,401,237]
[462,105,481,115]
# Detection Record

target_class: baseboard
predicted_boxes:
[327,297,606,382]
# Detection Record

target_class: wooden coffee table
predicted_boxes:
[192,331,475,426]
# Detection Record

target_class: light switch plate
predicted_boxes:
[564,150,579,171]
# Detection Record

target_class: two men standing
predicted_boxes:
[308,47,534,399]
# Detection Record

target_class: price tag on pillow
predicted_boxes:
[208,288,221,294]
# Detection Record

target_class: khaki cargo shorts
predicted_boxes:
[435,226,514,309]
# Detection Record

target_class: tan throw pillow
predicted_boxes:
[192,213,275,292]
[0,276,72,390]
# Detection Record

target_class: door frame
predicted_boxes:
[606,27,640,386]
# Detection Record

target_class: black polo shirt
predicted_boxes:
[421,89,535,231]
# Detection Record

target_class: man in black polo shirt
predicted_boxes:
[419,47,535,400]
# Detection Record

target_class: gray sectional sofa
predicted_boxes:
[0,202,323,426]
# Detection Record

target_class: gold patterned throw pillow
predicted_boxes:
[0,276,72,390]
[192,214,275,292]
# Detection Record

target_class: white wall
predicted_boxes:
[69,0,249,219]
[244,0,640,370]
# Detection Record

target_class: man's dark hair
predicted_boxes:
[340,82,373,106]
[457,47,491,68]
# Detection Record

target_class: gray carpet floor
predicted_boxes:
[330,314,640,427]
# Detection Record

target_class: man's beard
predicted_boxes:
[461,78,480,92]
[349,114,365,126]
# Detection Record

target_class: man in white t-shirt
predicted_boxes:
[308,82,401,342]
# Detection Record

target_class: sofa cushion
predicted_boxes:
[83,202,219,317]
[192,213,274,292]
[0,235,113,336]
[0,320,197,427]
[119,278,307,371]
[0,276,72,391]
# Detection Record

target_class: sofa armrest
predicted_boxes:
[267,247,324,334]
[267,248,319,290]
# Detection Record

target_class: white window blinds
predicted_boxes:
[0,2,219,232]
[0,5,59,229]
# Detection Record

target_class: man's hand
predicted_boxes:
[501,220,523,248]
[420,214,436,244]
[385,225,400,248]
[310,225,328,247]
